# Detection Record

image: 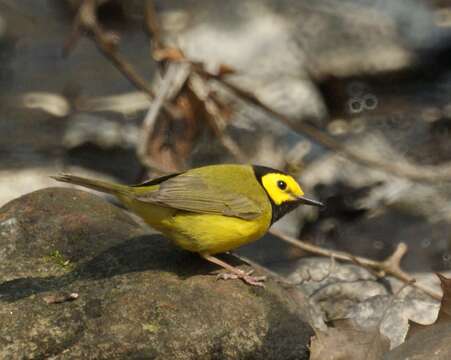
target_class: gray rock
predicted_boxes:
[274,257,440,348]
[351,294,438,348]
[277,258,387,319]
[0,188,313,359]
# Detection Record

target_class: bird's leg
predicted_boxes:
[200,253,266,287]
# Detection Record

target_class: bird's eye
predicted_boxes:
[277,180,287,190]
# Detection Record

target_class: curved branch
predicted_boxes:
[212,76,451,184]
[270,229,441,300]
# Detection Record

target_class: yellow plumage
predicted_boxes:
[116,165,271,255]
[52,164,322,286]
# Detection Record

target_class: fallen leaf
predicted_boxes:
[144,84,205,172]
[310,319,390,360]
[386,273,451,360]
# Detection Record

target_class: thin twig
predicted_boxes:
[66,0,181,120]
[43,292,79,304]
[270,229,441,300]
[144,0,163,49]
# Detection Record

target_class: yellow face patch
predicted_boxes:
[261,173,304,205]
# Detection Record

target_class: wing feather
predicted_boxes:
[134,173,261,220]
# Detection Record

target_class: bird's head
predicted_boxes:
[253,165,323,223]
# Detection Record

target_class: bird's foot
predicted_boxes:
[201,253,266,287]
[217,269,266,287]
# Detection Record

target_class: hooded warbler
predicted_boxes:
[52,164,323,286]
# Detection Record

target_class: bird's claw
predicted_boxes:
[217,269,266,287]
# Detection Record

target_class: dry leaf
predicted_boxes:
[144,84,205,172]
[386,273,451,359]
[153,47,186,62]
[216,64,236,77]
[310,319,390,360]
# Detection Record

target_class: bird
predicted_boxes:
[52,164,323,286]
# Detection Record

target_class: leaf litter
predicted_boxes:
[310,274,451,359]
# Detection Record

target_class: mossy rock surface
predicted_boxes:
[0,188,313,359]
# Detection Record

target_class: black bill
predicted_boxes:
[296,196,324,207]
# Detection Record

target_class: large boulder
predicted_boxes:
[0,188,313,359]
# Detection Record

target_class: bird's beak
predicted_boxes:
[296,195,324,207]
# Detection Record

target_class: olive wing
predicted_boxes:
[134,173,262,220]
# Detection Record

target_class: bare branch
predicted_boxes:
[211,76,451,184]
[145,0,163,49]
[270,229,442,300]
[66,0,181,120]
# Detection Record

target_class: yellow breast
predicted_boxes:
[161,212,271,254]
[119,196,272,255]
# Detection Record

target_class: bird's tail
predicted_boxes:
[51,174,128,195]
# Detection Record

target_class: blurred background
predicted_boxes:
[1,0,451,274]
